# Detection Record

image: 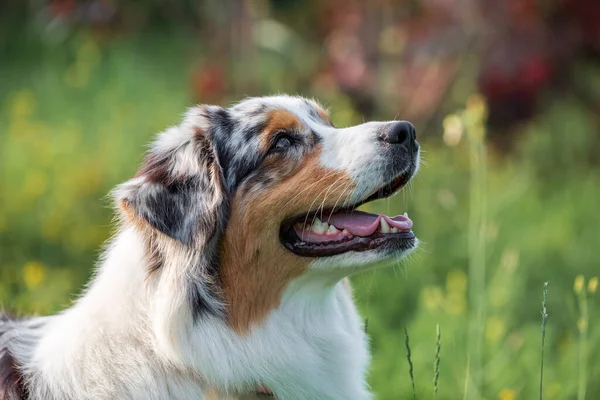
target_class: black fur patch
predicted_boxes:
[207,107,236,175]
[241,120,266,143]
[130,151,201,243]
[188,267,223,320]
[131,178,203,245]
[209,110,266,192]
[210,107,236,137]
[126,132,223,247]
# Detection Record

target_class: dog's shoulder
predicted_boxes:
[0,314,28,400]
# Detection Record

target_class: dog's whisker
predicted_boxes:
[280,169,342,211]
[302,182,341,239]
[327,179,355,222]
[309,177,345,229]
[317,175,345,221]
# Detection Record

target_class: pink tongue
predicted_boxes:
[326,210,413,236]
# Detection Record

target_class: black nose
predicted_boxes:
[380,121,416,145]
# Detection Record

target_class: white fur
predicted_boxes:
[9,228,372,400]
[317,122,398,204]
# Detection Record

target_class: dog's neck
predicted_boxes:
[14,228,363,399]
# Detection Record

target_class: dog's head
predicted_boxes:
[116,95,419,331]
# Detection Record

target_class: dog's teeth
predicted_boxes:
[310,218,320,232]
[403,212,408,217]
[326,225,339,234]
[391,227,398,233]
[380,218,391,233]
[342,229,350,236]
[311,218,327,234]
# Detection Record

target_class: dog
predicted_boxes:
[0,95,420,400]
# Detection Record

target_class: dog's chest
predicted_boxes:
[211,284,368,394]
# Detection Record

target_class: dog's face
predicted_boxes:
[116,96,419,331]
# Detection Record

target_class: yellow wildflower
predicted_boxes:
[442,114,463,147]
[466,94,488,120]
[574,275,585,294]
[498,389,516,400]
[23,261,46,289]
[588,277,598,294]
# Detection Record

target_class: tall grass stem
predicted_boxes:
[466,96,488,399]
[540,282,549,400]
[404,327,416,400]
[434,324,441,397]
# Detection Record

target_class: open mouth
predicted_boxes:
[280,172,416,257]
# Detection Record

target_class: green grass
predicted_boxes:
[1,33,600,399]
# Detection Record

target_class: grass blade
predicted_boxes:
[434,324,441,397]
[404,327,416,400]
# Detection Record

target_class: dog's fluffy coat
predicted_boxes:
[1,96,419,400]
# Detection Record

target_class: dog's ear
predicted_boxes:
[115,109,227,246]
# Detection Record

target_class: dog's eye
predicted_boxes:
[270,133,294,153]
[275,137,292,149]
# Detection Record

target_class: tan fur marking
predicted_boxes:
[119,200,149,233]
[260,109,304,152]
[219,146,355,333]
[316,107,331,125]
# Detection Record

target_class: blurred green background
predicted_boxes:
[1,1,599,399]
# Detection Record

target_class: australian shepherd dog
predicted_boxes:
[0,95,420,399]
